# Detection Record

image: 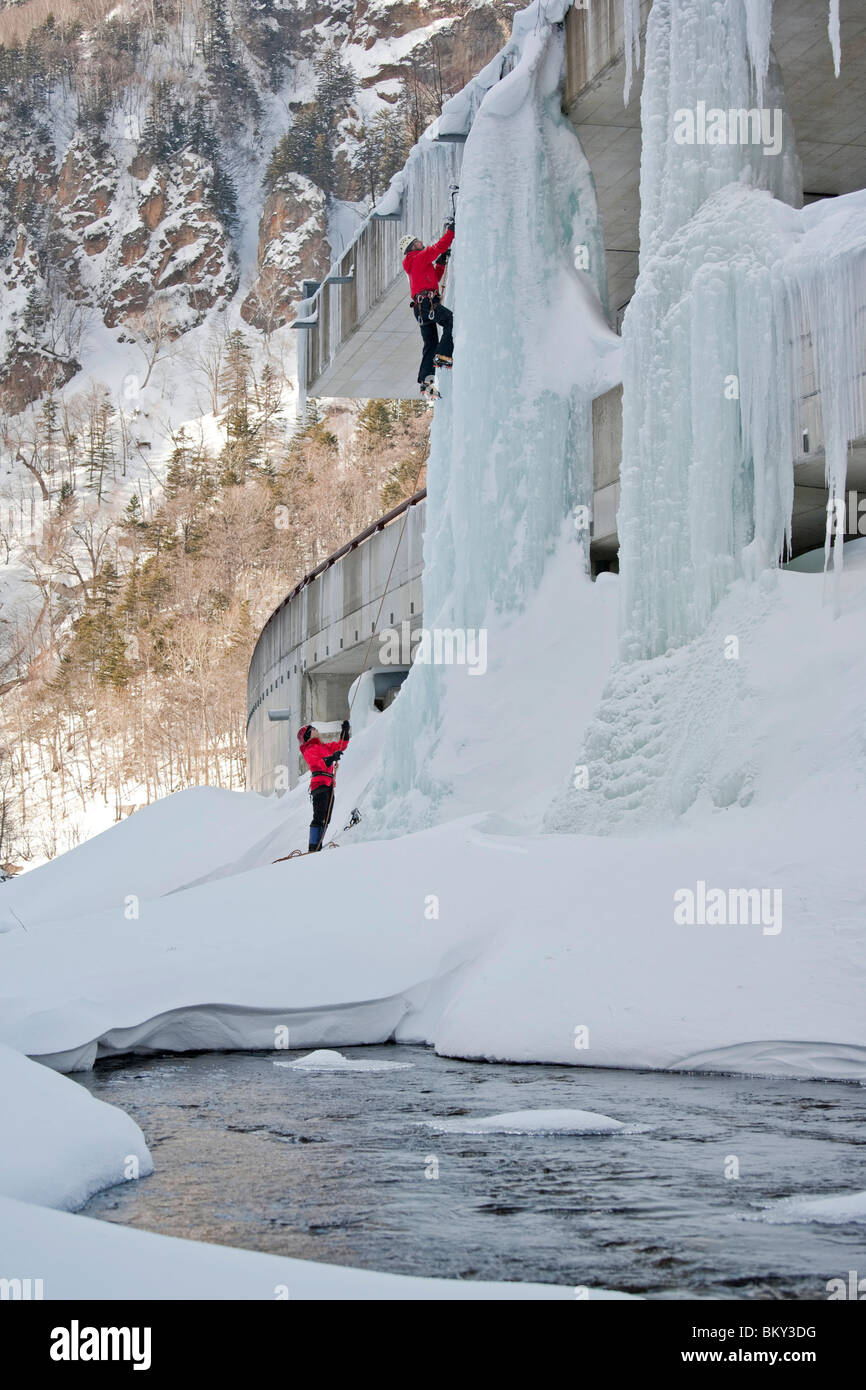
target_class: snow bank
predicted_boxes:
[0,786,292,935]
[552,541,866,832]
[2,661,865,1083]
[0,1197,635,1300]
[0,1044,151,1209]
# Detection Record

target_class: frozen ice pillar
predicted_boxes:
[617,0,803,663]
[367,1,621,833]
[550,0,866,834]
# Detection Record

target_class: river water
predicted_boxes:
[77,1046,866,1298]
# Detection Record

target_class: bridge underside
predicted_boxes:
[308,274,419,400]
[247,500,425,794]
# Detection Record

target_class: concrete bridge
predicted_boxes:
[295,0,866,563]
[247,491,425,794]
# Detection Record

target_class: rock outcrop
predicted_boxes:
[241,174,328,333]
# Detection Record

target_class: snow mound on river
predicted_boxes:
[748,1191,866,1226]
[422,1108,637,1135]
[275,1049,414,1073]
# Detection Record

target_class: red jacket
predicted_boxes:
[300,736,348,790]
[403,229,454,299]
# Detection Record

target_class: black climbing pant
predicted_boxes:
[413,296,454,383]
[309,785,333,852]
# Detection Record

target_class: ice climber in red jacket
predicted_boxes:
[400,221,455,398]
[297,721,350,851]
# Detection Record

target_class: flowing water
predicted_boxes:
[76,1046,866,1298]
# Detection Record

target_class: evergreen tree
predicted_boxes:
[56,479,75,517]
[164,430,197,499]
[201,0,235,76]
[358,399,395,445]
[84,392,117,500]
[381,455,425,511]
[349,109,408,202]
[265,45,356,197]
[39,394,60,476]
[219,331,257,483]
[122,494,146,532]
[71,563,130,689]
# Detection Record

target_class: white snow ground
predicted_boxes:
[5,543,864,1297]
[3,546,866,1084]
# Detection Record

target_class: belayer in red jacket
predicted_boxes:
[297,721,350,851]
[400,221,455,397]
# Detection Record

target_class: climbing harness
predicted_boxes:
[412,289,440,322]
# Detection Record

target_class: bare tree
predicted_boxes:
[58,505,115,593]
[187,324,229,416]
[128,299,176,391]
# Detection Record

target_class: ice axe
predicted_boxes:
[436,186,459,268]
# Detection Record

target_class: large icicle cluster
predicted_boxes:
[365,0,621,833]
[551,0,866,834]
[617,0,863,662]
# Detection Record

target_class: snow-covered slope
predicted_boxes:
[1,0,864,1306]
[1,549,866,1086]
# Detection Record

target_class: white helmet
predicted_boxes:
[399,234,417,256]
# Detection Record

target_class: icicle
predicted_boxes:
[785,192,866,606]
[618,0,803,661]
[742,0,773,108]
[828,0,841,77]
[553,0,865,835]
[623,0,642,105]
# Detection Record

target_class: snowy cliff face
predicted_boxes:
[367,0,622,832]
[0,123,237,408]
[240,172,328,333]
